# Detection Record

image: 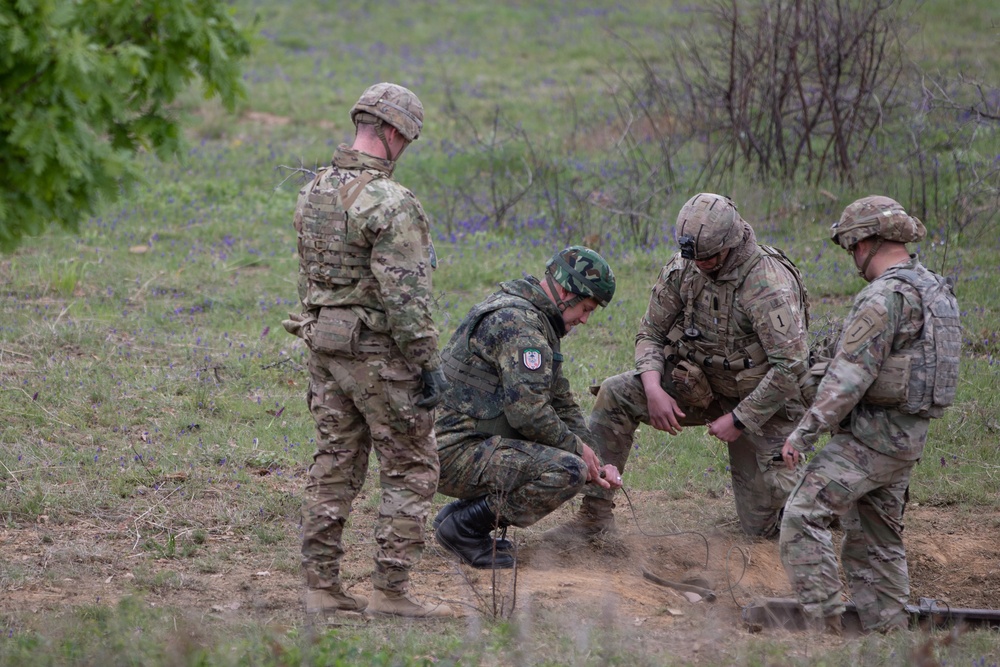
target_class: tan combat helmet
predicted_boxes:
[831,195,926,250]
[350,82,424,160]
[674,193,744,260]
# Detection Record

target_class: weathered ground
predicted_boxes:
[2,476,999,664]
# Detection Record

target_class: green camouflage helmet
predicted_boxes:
[674,193,744,260]
[350,82,424,142]
[831,195,926,249]
[545,246,616,307]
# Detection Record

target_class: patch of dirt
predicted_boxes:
[2,485,999,662]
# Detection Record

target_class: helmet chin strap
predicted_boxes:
[544,272,582,312]
[858,237,883,279]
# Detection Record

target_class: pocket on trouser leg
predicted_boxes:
[378,364,433,437]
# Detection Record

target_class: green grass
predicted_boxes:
[2,0,1000,664]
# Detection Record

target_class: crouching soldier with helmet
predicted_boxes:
[779,196,961,635]
[547,194,812,541]
[432,247,623,568]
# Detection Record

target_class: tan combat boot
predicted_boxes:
[540,497,617,542]
[304,587,368,614]
[366,590,454,619]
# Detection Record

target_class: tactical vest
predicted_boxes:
[297,169,384,292]
[663,245,810,400]
[862,263,960,418]
[440,291,562,437]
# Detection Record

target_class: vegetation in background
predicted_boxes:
[0,0,251,251]
[1,0,999,664]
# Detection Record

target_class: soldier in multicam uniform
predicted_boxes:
[431,247,623,568]
[547,193,811,541]
[283,83,453,618]
[779,196,960,635]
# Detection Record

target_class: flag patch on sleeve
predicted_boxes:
[521,348,543,371]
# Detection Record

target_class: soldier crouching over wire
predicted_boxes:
[284,82,453,619]
[779,196,960,635]
[432,247,623,568]
[546,194,813,542]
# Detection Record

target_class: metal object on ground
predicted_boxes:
[742,597,1000,633]
[641,566,717,602]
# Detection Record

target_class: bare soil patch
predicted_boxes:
[3,479,999,662]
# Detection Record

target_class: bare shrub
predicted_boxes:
[660,0,910,186]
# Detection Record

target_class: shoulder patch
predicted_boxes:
[521,347,544,371]
[841,304,888,354]
[768,305,794,336]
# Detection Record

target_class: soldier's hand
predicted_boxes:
[580,444,611,489]
[708,413,742,443]
[599,464,623,489]
[416,368,449,409]
[647,386,685,435]
[781,440,801,471]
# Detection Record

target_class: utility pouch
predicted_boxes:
[671,359,714,409]
[864,353,911,407]
[310,307,362,356]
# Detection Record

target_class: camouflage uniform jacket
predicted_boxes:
[293,145,440,371]
[635,225,810,434]
[786,255,933,460]
[436,277,591,457]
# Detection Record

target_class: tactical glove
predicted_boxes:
[415,368,449,409]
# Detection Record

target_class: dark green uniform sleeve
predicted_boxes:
[471,309,583,455]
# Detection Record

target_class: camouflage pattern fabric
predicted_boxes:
[435,277,594,525]
[586,370,800,537]
[301,347,439,594]
[591,224,809,536]
[634,223,811,433]
[780,255,947,631]
[294,145,441,595]
[784,256,931,460]
[780,435,914,630]
[435,428,588,527]
[294,145,441,371]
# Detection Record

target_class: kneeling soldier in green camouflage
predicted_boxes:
[779,196,961,634]
[433,247,623,568]
[286,83,452,619]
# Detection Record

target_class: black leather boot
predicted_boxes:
[433,499,513,552]
[435,497,515,569]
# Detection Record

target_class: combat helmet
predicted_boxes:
[674,193,744,260]
[544,246,616,311]
[350,82,424,160]
[831,195,926,250]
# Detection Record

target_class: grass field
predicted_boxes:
[2,1,1000,665]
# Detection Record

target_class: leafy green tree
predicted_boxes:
[0,0,251,251]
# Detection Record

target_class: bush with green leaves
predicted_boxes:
[0,0,251,251]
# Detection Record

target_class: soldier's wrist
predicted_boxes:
[731,412,747,431]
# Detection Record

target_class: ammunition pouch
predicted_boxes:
[291,307,392,357]
[670,360,714,409]
[863,353,912,407]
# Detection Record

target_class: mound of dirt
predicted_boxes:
[2,488,999,661]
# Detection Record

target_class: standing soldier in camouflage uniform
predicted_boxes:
[283,83,453,618]
[780,196,960,635]
[547,194,811,541]
[432,247,623,568]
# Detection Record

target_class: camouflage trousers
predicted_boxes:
[585,371,801,537]
[779,434,914,631]
[301,346,439,594]
[437,435,588,527]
